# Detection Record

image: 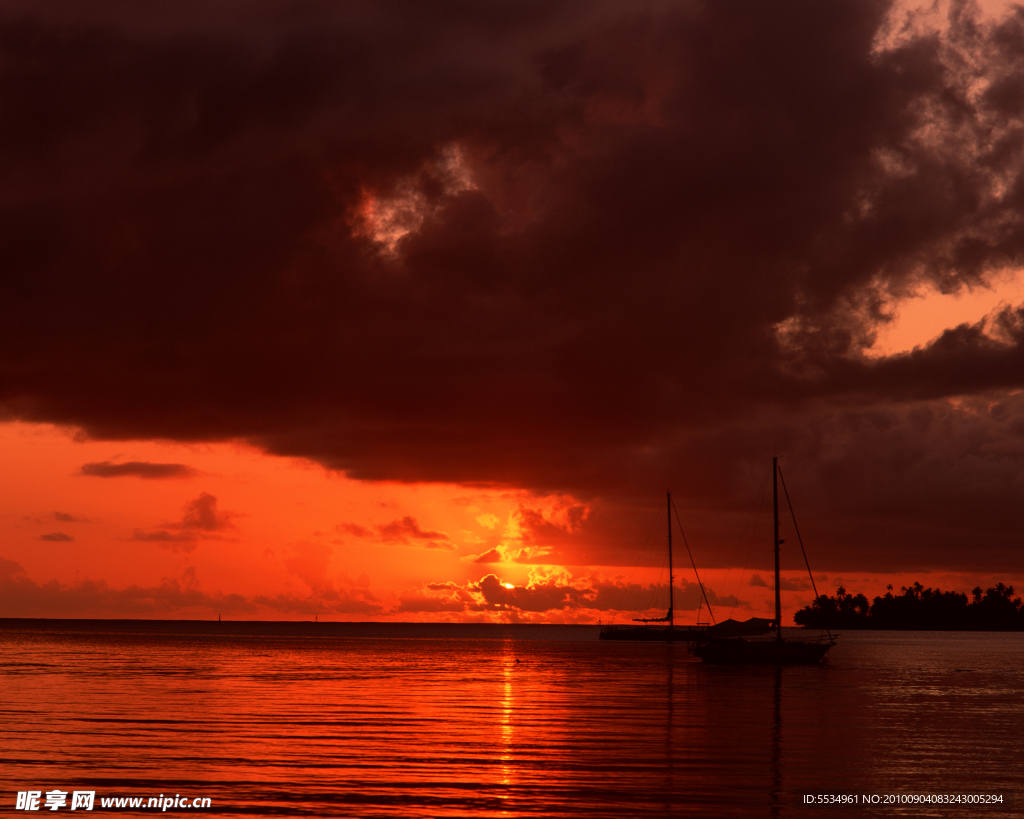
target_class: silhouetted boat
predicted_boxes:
[692,458,836,665]
[599,493,709,642]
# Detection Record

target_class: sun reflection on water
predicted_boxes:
[500,641,517,793]
[4,627,1024,817]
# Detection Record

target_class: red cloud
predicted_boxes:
[336,522,372,538]
[376,516,452,549]
[396,571,745,617]
[0,559,380,618]
[472,548,503,564]
[80,461,197,479]
[130,493,236,552]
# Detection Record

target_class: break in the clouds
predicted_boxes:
[80,461,198,479]
[3,0,1024,574]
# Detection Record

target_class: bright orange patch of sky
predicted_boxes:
[869,268,1024,357]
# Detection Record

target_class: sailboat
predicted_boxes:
[599,493,708,642]
[692,458,836,664]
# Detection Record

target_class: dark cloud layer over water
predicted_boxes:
[2,0,1024,572]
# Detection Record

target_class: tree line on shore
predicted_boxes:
[793,582,1024,630]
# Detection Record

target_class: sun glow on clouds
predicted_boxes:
[4,423,1011,623]
[350,143,477,254]
[0,421,621,620]
[0,420,807,622]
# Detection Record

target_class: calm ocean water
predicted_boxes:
[1,621,1022,818]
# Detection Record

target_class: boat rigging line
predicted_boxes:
[670,496,716,625]
[776,464,834,642]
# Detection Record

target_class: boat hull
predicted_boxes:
[692,637,834,664]
[599,625,707,642]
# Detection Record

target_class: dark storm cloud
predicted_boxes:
[80,461,198,479]
[3,0,1024,572]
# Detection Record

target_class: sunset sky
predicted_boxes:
[3,0,1024,623]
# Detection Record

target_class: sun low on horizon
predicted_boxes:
[2,394,1018,625]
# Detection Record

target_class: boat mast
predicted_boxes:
[773,457,782,642]
[667,491,674,631]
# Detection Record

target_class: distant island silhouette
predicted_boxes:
[794,582,1024,630]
